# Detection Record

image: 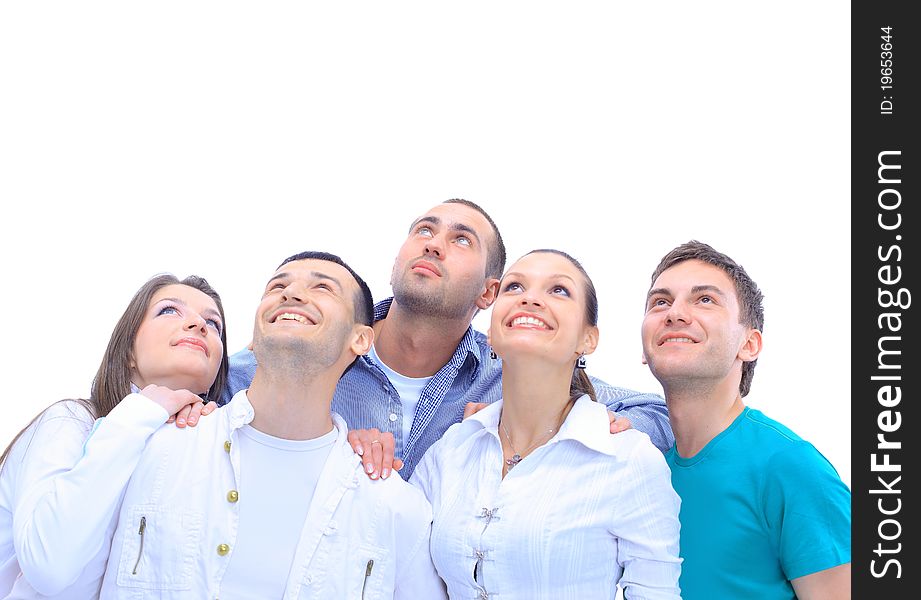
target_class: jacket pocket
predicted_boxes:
[351,543,389,600]
[116,504,203,590]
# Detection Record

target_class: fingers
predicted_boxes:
[608,412,634,434]
[393,458,404,472]
[174,404,193,428]
[347,429,366,458]
[140,385,214,427]
[348,428,383,478]
[367,435,384,480]
[352,429,397,480]
[184,402,207,427]
[463,402,488,419]
[200,401,217,416]
[379,432,396,480]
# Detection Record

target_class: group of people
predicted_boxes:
[0,199,851,599]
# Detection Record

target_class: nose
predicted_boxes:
[665,299,690,325]
[519,292,543,308]
[423,234,445,259]
[281,282,306,304]
[185,312,208,334]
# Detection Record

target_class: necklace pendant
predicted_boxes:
[506,454,522,469]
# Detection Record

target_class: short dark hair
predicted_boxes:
[649,240,764,397]
[278,251,374,326]
[443,199,506,281]
[523,249,598,403]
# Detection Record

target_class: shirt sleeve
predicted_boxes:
[590,375,674,453]
[223,347,258,406]
[763,442,852,579]
[611,441,683,600]
[11,394,168,595]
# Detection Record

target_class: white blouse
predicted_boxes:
[411,396,681,600]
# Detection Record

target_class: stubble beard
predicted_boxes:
[253,322,352,379]
[392,269,482,321]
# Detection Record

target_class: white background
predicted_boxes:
[0,1,850,491]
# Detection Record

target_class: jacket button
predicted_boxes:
[227,490,239,503]
[224,440,232,453]
[217,543,230,556]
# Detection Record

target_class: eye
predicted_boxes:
[551,285,570,297]
[315,283,332,292]
[502,281,523,293]
[206,318,223,334]
[157,305,180,317]
[455,235,471,247]
[417,226,434,238]
[648,297,669,310]
[699,295,713,304]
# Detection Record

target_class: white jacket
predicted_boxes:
[0,396,169,599]
[99,390,446,600]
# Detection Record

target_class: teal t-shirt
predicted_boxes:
[667,407,850,599]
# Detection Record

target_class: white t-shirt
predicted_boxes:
[368,344,433,446]
[219,424,336,599]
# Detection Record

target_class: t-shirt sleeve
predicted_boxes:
[762,442,851,580]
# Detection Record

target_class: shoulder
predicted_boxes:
[733,410,848,499]
[739,410,832,467]
[34,399,95,428]
[145,402,229,451]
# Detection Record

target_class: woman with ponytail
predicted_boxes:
[411,250,682,599]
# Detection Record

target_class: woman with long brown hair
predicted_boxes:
[0,274,229,599]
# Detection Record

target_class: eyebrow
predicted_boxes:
[503,272,577,285]
[157,297,222,322]
[266,271,344,292]
[409,216,482,245]
[646,284,727,301]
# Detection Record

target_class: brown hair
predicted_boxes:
[1,274,229,467]
[524,249,598,402]
[649,241,764,397]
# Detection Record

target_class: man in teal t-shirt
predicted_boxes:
[641,241,851,599]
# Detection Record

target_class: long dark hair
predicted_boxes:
[525,249,598,403]
[1,274,229,467]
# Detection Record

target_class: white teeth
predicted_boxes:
[277,312,307,324]
[511,316,549,328]
[664,337,693,343]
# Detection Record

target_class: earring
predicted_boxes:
[489,349,497,360]
[576,354,587,369]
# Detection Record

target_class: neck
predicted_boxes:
[372,301,473,377]
[663,377,745,458]
[499,357,574,450]
[245,367,337,440]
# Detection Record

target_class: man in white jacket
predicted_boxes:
[100,251,446,599]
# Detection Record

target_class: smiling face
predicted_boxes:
[390,202,498,320]
[131,284,224,394]
[641,259,760,393]
[252,258,370,374]
[488,251,598,366]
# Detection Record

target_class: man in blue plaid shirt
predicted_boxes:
[223,199,671,478]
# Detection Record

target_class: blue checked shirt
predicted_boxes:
[222,298,673,478]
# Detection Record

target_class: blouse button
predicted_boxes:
[224,440,232,453]
[227,490,239,503]
[217,543,230,556]
[388,413,398,422]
